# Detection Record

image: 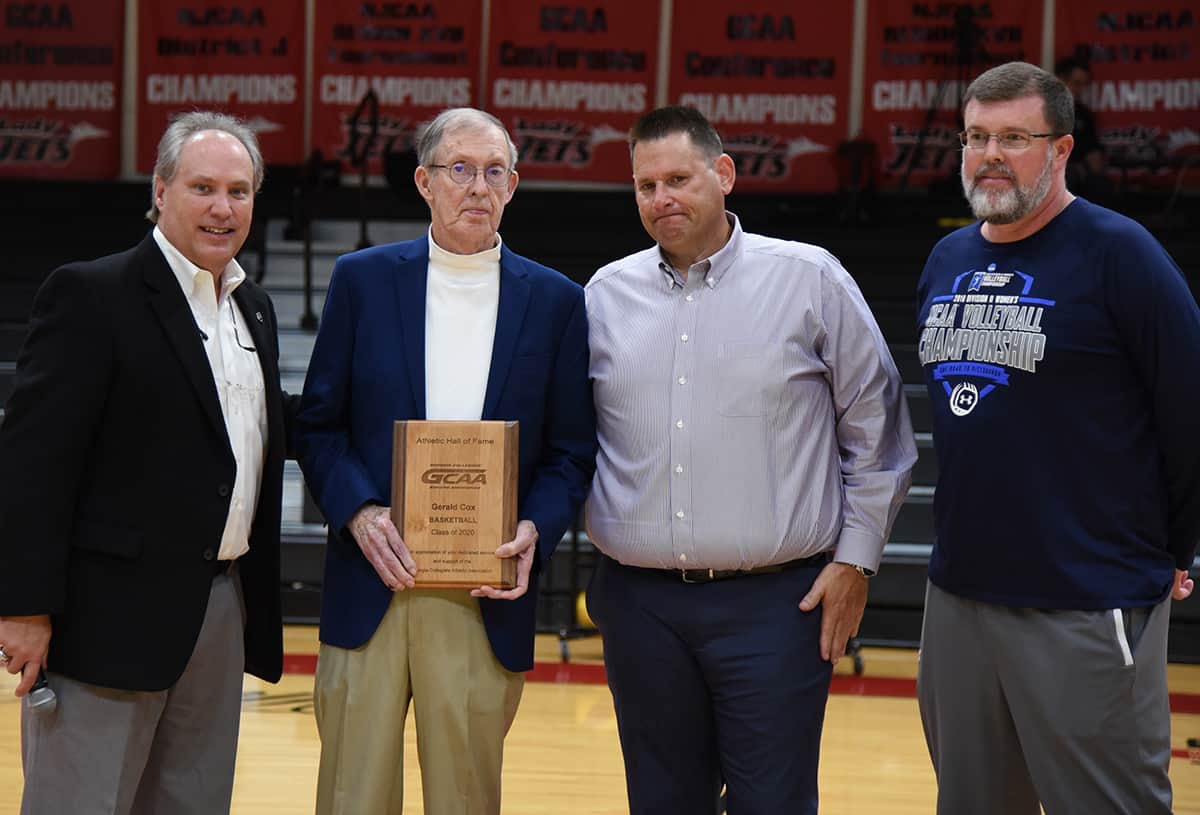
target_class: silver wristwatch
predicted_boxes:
[836,561,874,579]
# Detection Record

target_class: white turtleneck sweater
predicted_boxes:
[424,232,501,420]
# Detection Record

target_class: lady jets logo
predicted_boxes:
[949,381,979,416]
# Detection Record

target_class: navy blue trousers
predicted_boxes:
[587,555,833,815]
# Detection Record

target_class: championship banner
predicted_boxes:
[862,0,1044,187]
[0,0,123,179]
[1055,1,1199,182]
[136,0,305,173]
[485,0,659,183]
[311,0,482,175]
[667,3,852,192]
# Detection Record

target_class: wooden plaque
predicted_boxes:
[392,420,518,589]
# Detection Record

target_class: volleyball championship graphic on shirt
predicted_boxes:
[919,262,1055,416]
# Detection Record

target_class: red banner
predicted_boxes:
[862,0,1044,187]
[667,4,852,192]
[1055,1,1199,182]
[311,0,482,175]
[0,0,123,179]
[136,0,305,173]
[484,0,658,183]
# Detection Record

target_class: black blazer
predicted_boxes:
[0,233,285,690]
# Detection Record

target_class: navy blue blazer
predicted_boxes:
[296,236,596,672]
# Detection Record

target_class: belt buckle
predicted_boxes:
[680,568,714,584]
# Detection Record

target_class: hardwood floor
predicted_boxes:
[3,629,1200,813]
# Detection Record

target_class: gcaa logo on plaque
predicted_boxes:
[420,468,488,485]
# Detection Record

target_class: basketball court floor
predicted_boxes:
[3,626,1200,813]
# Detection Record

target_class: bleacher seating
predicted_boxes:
[3,178,1198,658]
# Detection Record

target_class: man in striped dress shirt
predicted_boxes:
[584,105,916,815]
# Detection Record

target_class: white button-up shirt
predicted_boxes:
[153,227,267,560]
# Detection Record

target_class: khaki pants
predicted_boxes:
[314,589,524,815]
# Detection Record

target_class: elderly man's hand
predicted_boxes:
[798,562,868,664]
[1174,569,1194,601]
[348,504,417,590]
[0,614,52,697]
[472,520,539,601]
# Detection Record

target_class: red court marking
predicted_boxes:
[830,676,918,697]
[280,654,1200,715]
[281,656,912,692]
[526,661,609,684]
[284,654,317,675]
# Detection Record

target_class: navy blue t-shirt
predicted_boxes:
[917,197,1200,609]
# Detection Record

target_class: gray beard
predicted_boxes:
[962,146,1054,225]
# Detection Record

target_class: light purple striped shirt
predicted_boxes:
[585,215,916,572]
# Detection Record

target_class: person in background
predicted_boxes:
[1054,56,1114,203]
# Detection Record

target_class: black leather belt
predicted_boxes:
[651,552,829,584]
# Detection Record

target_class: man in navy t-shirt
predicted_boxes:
[917,61,1200,815]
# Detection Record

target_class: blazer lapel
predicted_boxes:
[394,239,430,418]
[141,237,228,442]
[482,248,531,419]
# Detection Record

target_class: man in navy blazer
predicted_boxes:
[297,108,595,815]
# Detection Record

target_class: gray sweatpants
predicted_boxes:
[917,581,1173,815]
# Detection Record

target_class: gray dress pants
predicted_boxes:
[20,568,246,815]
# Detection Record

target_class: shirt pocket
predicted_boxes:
[221,351,266,431]
[716,342,784,417]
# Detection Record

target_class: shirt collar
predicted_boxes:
[657,212,742,291]
[153,226,246,302]
[428,228,503,270]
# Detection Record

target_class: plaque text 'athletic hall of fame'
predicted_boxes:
[391,420,518,589]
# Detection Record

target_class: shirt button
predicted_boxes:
[202,548,216,561]
[675,465,683,474]
[676,510,685,519]
[217,484,231,497]
[677,376,687,385]
[685,294,694,302]
[680,334,689,342]
[679,553,687,563]
[675,420,684,429]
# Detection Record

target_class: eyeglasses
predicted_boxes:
[427,161,511,188]
[959,130,1060,151]
[230,299,255,352]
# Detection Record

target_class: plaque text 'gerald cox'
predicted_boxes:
[392,420,518,589]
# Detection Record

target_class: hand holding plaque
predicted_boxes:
[392,420,518,589]
[471,519,537,600]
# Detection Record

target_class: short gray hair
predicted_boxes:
[416,108,518,170]
[963,61,1074,137]
[147,111,264,222]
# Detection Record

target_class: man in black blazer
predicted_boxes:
[0,111,288,814]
